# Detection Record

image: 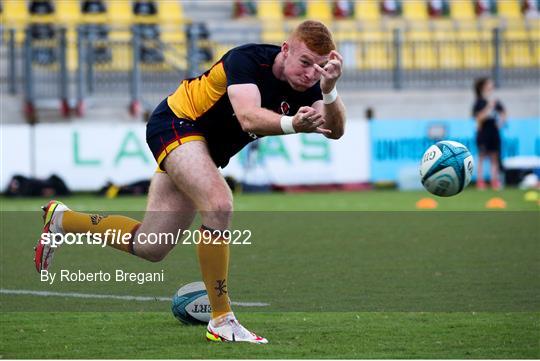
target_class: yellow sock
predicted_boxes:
[197,226,232,319]
[62,211,141,254]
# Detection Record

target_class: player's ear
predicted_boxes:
[281,42,289,57]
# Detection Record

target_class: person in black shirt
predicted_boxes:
[472,77,507,190]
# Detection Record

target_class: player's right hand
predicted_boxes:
[292,106,332,135]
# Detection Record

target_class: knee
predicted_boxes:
[137,248,168,262]
[208,195,233,214]
[146,253,167,263]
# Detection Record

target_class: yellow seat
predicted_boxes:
[478,16,502,39]
[333,19,359,41]
[504,21,529,40]
[56,0,81,72]
[81,12,108,25]
[261,21,287,44]
[525,19,540,65]
[157,0,184,24]
[56,0,81,25]
[357,29,393,70]
[258,1,283,21]
[161,26,186,43]
[402,1,428,21]
[3,0,28,26]
[502,23,533,67]
[450,0,475,20]
[498,0,522,19]
[506,44,533,67]
[431,23,462,69]
[404,27,436,69]
[354,0,380,21]
[454,21,489,68]
[306,1,332,22]
[106,0,132,26]
[161,46,188,70]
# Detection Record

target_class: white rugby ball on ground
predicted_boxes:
[171,281,211,325]
[420,140,474,197]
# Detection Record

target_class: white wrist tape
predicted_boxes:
[322,87,338,104]
[280,115,295,134]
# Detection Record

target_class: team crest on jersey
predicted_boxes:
[280,101,290,115]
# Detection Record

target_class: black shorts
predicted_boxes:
[146,99,206,172]
[476,128,501,154]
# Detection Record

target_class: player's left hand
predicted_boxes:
[314,50,343,94]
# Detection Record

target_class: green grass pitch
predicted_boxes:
[1,188,538,358]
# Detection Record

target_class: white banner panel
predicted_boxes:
[221,120,370,185]
[33,124,156,190]
[1,121,370,191]
[1,125,32,190]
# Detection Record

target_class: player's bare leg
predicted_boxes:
[477,153,486,190]
[489,152,501,190]
[35,172,196,270]
[163,141,267,344]
[132,172,196,262]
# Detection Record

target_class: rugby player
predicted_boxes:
[34,20,346,344]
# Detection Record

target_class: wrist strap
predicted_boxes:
[280,115,295,134]
[322,87,338,104]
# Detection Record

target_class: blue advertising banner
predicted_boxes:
[370,118,540,181]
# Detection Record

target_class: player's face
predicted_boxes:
[283,40,329,91]
[482,79,494,99]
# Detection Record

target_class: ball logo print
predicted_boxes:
[419,141,474,197]
[171,282,212,325]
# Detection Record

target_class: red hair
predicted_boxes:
[289,20,335,56]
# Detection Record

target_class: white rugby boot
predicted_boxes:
[34,200,69,272]
[206,312,268,344]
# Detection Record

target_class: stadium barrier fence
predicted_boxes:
[1,23,538,122]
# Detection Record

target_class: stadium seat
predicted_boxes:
[3,0,29,26]
[261,21,287,44]
[502,22,533,67]
[56,0,81,72]
[402,0,428,21]
[432,20,463,68]
[133,0,159,24]
[106,0,133,26]
[105,0,131,46]
[498,0,522,19]
[81,0,108,24]
[306,1,332,22]
[354,0,380,21]
[257,1,284,20]
[333,20,360,69]
[357,28,393,70]
[56,0,81,24]
[258,1,285,43]
[450,0,475,20]
[333,19,359,41]
[28,0,56,23]
[527,18,540,41]
[157,0,184,24]
[404,25,437,69]
[156,2,186,72]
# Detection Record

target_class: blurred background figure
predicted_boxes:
[522,0,540,18]
[472,77,507,190]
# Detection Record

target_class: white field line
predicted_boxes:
[0,288,270,307]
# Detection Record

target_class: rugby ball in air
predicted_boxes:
[420,140,474,197]
[171,281,211,325]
